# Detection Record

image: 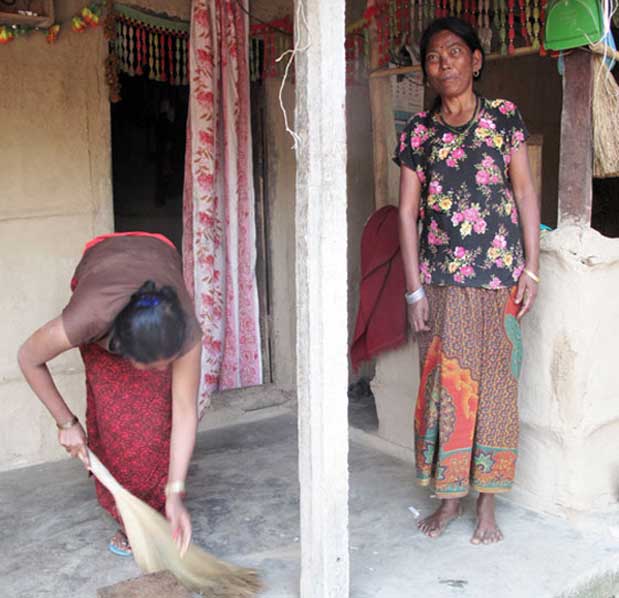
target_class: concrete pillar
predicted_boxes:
[293,0,350,596]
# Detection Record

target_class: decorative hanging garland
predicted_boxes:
[0,2,102,44]
[248,16,293,82]
[3,0,573,94]
[249,0,555,86]
[111,3,189,87]
[1,0,190,102]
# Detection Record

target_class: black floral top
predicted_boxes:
[394,97,528,289]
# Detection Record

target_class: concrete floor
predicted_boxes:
[2,411,619,598]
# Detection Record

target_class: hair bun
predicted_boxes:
[133,280,157,299]
[111,280,186,362]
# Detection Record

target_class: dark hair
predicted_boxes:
[419,17,485,83]
[109,280,186,364]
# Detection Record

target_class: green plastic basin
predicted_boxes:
[544,0,605,50]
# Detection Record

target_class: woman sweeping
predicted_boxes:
[18,232,202,557]
[395,18,540,544]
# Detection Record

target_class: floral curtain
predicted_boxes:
[183,0,262,416]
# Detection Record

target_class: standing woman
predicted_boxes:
[18,232,202,556]
[395,18,540,544]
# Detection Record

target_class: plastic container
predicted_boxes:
[544,0,605,50]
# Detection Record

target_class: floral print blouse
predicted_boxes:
[394,97,528,289]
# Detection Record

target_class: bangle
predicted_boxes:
[405,286,426,304]
[56,415,79,430]
[165,480,186,497]
[523,268,540,283]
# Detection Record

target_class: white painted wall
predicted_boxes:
[0,18,113,471]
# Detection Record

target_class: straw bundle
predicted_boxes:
[591,46,619,178]
[89,451,262,597]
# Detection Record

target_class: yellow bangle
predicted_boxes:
[524,268,540,283]
[56,415,79,430]
[165,480,186,497]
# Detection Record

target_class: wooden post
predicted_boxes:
[294,0,350,596]
[557,50,594,226]
[367,8,399,209]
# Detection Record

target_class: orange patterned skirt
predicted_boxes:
[415,285,522,498]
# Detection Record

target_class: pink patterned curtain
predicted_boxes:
[183,0,262,416]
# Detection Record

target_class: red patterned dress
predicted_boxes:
[65,232,201,521]
[81,344,171,519]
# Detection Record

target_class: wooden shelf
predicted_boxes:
[0,11,54,27]
[0,0,54,29]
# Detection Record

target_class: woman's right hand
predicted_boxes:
[407,296,430,334]
[58,422,90,469]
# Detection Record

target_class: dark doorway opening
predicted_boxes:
[591,27,619,239]
[592,177,619,238]
[111,73,189,250]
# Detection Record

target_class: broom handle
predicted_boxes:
[87,449,128,498]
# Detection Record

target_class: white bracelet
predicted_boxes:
[165,480,186,497]
[405,287,426,304]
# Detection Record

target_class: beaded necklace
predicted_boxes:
[438,95,481,136]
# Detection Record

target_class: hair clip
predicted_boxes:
[135,295,161,308]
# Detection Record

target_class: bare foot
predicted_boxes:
[471,493,503,545]
[417,498,462,538]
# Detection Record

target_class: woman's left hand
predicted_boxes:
[165,493,192,556]
[515,271,538,320]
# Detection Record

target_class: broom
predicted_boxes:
[591,51,619,178]
[88,450,262,597]
[590,20,619,178]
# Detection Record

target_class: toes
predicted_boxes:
[428,527,441,538]
[471,527,503,545]
[418,520,440,538]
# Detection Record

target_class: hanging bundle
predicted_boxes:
[112,4,189,86]
[591,48,619,178]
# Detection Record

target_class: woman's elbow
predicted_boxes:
[398,202,418,222]
[17,341,31,373]
[174,398,198,423]
[514,189,539,213]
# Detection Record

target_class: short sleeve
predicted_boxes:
[393,113,431,189]
[393,123,419,171]
[505,103,529,154]
[62,279,130,346]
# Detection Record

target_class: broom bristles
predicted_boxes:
[592,54,619,178]
[89,452,263,596]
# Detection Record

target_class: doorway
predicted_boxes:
[111,71,274,383]
[111,73,188,250]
